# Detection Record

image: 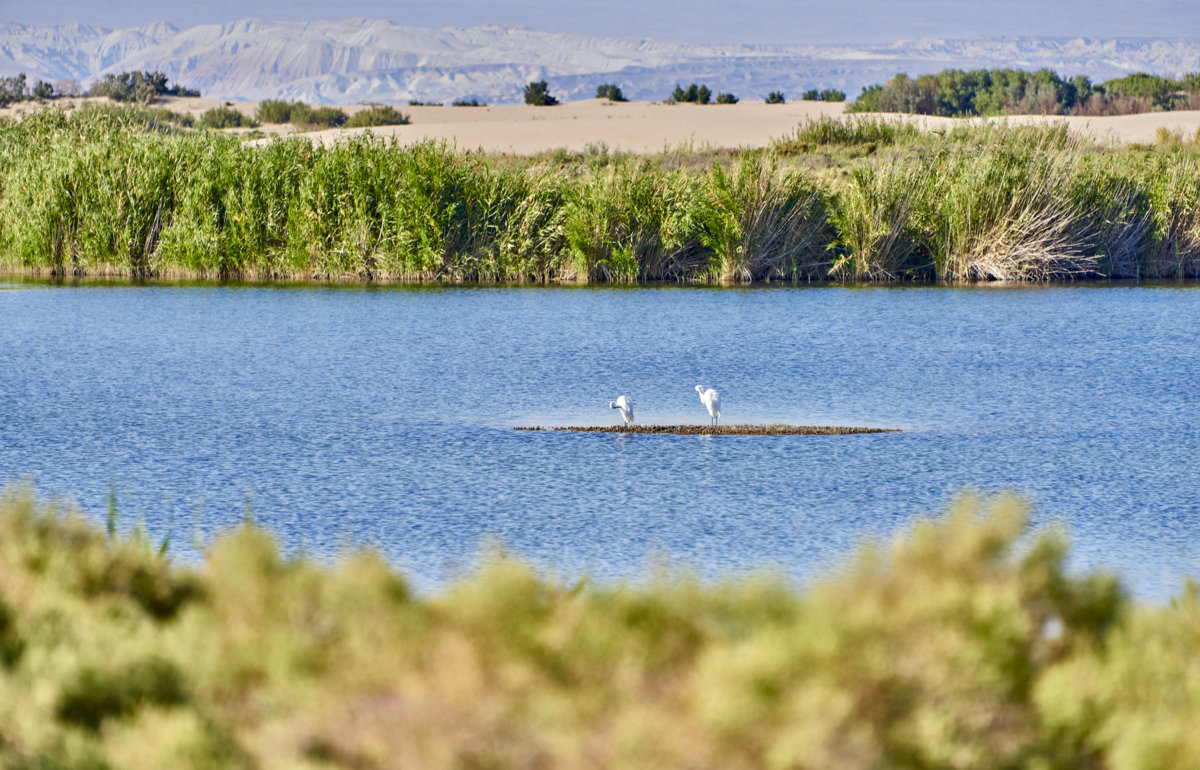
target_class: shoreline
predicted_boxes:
[6,268,1200,290]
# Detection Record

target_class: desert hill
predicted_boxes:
[3,19,1200,105]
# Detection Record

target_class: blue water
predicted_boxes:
[2,280,1198,598]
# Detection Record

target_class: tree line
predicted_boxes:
[849,67,1200,116]
[87,71,200,102]
[523,81,745,105]
[0,70,200,107]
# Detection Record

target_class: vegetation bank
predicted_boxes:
[3,106,1200,283]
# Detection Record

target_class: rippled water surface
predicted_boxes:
[2,281,1198,597]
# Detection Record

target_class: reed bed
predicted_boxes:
[515,424,898,435]
[3,483,1200,768]
[5,108,1200,283]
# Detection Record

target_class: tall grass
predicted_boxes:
[827,161,934,280]
[4,107,1200,283]
[923,128,1152,281]
[695,153,831,281]
[1139,154,1200,278]
[3,483,1200,768]
[777,115,924,153]
[563,157,703,281]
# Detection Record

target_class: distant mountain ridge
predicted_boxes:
[2,18,1200,105]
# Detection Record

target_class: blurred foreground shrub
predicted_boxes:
[0,484,1196,768]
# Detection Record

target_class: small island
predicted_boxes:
[515,424,899,435]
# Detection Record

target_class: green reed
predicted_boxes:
[4,107,1200,283]
[695,153,831,281]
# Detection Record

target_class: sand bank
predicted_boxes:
[8,96,1200,154]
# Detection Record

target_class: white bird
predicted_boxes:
[696,385,721,426]
[609,395,634,425]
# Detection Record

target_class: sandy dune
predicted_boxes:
[288,99,850,154]
[8,96,1200,153]
[283,99,1200,154]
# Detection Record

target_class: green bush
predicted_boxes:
[783,116,923,148]
[801,88,846,102]
[86,70,200,102]
[524,80,559,106]
[669,82,712,104]
[255,99,292,123]
[596,83,626,102]
[256,100,356,129]
[715,92,738,104]
[450,98,484,107]
[765,91,786,104]
[198,106,257,129]
[5,484,1200,768]
[344,104,410,128]
[289,103,349,128]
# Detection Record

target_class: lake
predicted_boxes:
[2,280,1197,598]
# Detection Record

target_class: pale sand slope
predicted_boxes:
[8,96,1200,153]
[283,99,1200,154]
[277,99,850,153]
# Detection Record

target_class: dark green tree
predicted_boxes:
[715,92,738,104]
[765,91,786,104]
[1100,72,1179,110]
[1067,75,1094,108]
[595,83,626,101]
[524,80,559,106]
[843,66,1200,116]
[0,74,27,106]
[802,89,819,101]
[87,70,199,102]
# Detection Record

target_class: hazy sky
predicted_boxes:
[5,1,1196,44]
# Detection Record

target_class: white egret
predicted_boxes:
[609,395,634,425]
[695,385,721,426]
